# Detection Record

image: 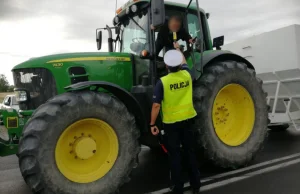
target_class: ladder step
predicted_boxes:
[0,125,9,143]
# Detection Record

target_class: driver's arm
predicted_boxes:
[155,31,164,56]
[174,42,187,64]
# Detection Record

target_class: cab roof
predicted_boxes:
[120,0,205,13]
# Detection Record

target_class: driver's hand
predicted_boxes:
[189,38,196,44]
[150,24,155,30]
[174,42,180,49]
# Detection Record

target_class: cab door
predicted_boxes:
[186,12,203,80]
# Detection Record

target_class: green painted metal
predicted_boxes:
[0,109,30,156]
[13,52,133,93]
[0,144,18,157]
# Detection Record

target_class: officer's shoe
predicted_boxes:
[192,188,200,194]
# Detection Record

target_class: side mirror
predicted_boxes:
[151,0,165,29]
[206,13,210,19]
[96,31,102,50]
[213,36,224,50]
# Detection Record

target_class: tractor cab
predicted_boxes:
[97,0,212,86]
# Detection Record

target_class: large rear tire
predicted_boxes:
[193,61,268,168]
[18,91,140,194]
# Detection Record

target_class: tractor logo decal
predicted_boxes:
[53,63,64,68]
[46,57,131,63]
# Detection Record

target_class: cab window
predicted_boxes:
[120,9,150,85]
[121,10,149,54]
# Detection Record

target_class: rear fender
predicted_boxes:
[65,81,147,132]
[202,50,255,70]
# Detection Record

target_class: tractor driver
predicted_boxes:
[150,42,201,194]
[154,15,195,57]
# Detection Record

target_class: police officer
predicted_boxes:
[150,42,201,194]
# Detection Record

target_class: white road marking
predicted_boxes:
[199,158,300,192]
[149,152,300,194]
[201,152,300,183]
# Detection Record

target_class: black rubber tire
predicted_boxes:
[18,91,140,194]
[269,123,290,131]
[193,61,268,168]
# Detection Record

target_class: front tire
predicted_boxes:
[18,91,140,194]
[193,61,268,168]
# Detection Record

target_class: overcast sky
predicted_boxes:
[0,0,299,84]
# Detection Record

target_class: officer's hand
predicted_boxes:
[151,126,160,136]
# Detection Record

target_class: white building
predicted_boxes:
[223,24,300,129]
[223,24,300,74]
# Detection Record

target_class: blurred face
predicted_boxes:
[168,18,181,32]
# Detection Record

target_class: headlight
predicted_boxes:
[14,89,28,102]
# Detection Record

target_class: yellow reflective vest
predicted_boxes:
[160,70,197,124]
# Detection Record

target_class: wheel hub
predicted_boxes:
[214,105,230,125]
[212,84,255,146]
[73,136,97,160]
[55,118,119,183]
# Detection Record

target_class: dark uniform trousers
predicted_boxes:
[164,119,201,194]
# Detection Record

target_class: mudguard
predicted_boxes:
[202,50,255,70]
[65,81,147,132]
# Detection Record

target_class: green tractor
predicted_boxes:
[0,0,268,193]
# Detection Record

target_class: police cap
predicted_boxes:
[164,50,183,67]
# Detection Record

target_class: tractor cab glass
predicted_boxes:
[120,8,150,85]
[121,10,149,54]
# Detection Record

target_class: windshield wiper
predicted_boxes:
[129,16,146,32]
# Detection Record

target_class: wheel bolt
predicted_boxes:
[74,136,77,139]
[75,156,78,159]
[70,151,73,154]
[81,133,84,136]
[69,143,73,146]
[88,134,92,137]
[93,150,96,153]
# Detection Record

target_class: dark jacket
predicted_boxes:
[155,22,192,56]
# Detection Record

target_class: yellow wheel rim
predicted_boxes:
[212,84,255,146]
[55,118,119,183]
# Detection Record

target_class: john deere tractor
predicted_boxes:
[0,0,268,193]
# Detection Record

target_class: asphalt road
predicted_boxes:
[1,128,300,194]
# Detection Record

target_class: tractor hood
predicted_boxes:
[11,52,134,97]
[12,52,131,70]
